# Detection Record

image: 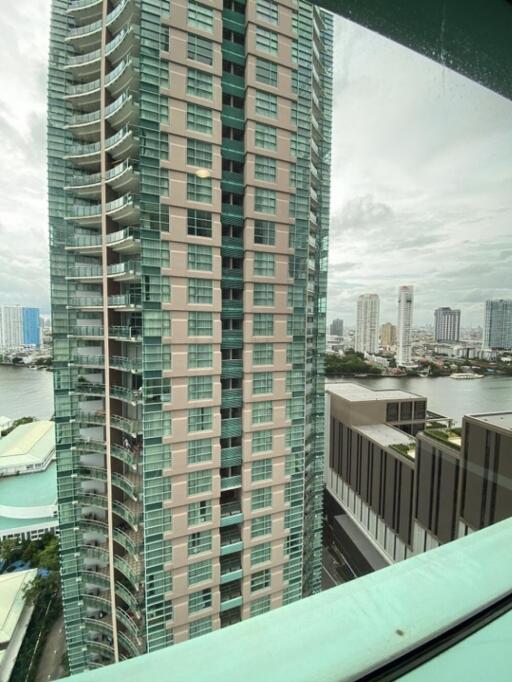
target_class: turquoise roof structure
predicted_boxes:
[0,463,57,508]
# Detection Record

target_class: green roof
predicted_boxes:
[0,420,55,470]
[0,462,57,508]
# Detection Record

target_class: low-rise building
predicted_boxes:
[0,569,38,682]
[0,421,55,477]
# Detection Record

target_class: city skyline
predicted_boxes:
[1,5,511,326]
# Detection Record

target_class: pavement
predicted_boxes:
[35,614,66,682]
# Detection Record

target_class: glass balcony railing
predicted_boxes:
[71,325,104,337]
[67,17,102,39]
[68,295,103,307]
[106,226,139,245]
[110,443,138,468]
[72,354,104,367]
[68,0,102,11]
[109,325,142,340]
[110,414,141,435]
[68,264,102,278]
[67,235,102,248]
[66,139,101,159]
[107,260,141,277]
[220,475,241,490]
[109,355,142,372]
[110,385,141,403]
[108,294,142,308]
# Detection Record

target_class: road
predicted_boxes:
[35,614,66,682]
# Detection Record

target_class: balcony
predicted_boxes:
[67,0,103,24]
[109,325,142,342]
[64,25,137,81]
[106,226,140,254]
[105,0,137,36]
[109,355,142,372]
[110,414,141,436]
[108,293,142,310]
[221,388,242,407]
[220,503,243,530]
[105,127,138,162]
[72,354,104,368]
[220,475,241,491]
[64,139,101,168]
[105,58,138,100]
[219,584,242,612]
[66,18,102,53]
[220,555,243,586]
[221,332,243,351]
[114,553,140,584]
[66,234,102,254]
[65,170,102,199]
[220,446,242,467]
[76,411,106,427]
[105,161,139,195]
[116,607,141,641]
[117,630,142,659]
[113,527,138,557]
[107,259,141,281]
[74,382,105,398]
[110,443,138,468]
[221,359,243,379]
[221,236,244,258]
[70,324,104,338]
[110,385,141,405]
[68,294,103,307]
[221,267,243,287]
[111,471,138,500]
[220,417,242,439]
[221,301,244,320]
[67,264,103,282]
[115,581,140,612]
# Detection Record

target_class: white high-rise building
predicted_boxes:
[355,294,380,354]
[434,307,461,343]
[396,286,414,366]
[0,305,23,351]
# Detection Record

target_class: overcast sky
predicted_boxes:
[0,5,510,327]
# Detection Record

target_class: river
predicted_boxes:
[328,375,512,425]
[0,365,511,426]
[0,365,54,421]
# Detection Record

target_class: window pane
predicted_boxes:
[187,139,213,168]
[188,407,213,433]
[252,429,273,453]
[188,34,213,65]
[187,67,213,99]
[253,283,274,306]
[188,344,213,368]
[188,559,213,585]
[189,615,213,638]
[251,541,272,564]
[253,313,274,336]
[187,103,213,133]
[255,123,277,150]
[188,438,213,464]
[256,0,278,24]
[188,469,213,495]
[251,514,272,537]
[187,0,214,32]
[188,587,212,613]
[255,26,278,55]
[252,401,273,425]
[188,311,213,336]
[187,174,212,203]
[250,568,271,592]
[188,244,213,271]
[188,278,213,303]
[254,220,275,245]
[255,90,278,119]
[253,342,274,365]
[251,459,273,484]
[255,57,277,86]
[254,252,275,276]
[188,209,212,237]
[188,529,212,556]
[188,499,213,526]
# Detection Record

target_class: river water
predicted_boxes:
[328,375,512,425]
[0,365,510,426]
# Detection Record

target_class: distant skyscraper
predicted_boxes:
[483,300,512,349]
[380,322,396,347]
[355,294,380,354]
[434,307,460,343]
[396,286,414,366]
[329,318,344,336]
[22,308,41,347]
[0,305,23,350]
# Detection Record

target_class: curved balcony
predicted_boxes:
[105,58,138,100]
[106,226,140,254]
[67,294,103,308]
[72,354,105,368]
[65,89,136,140]
[110,443,137,468]
[113,527,138,556]
[117,630,142,659]
[110,414,141,437]
[74,438,105,455]
[65,107,101,139]
[80,517,108,535]
[79,491,108,509]
[65,76,101,110]
[76,411,106,427]
[105,92,138,131]
[64,26,137,80]
[83,566,110,590]
[84,616,114,639]
[83,593,112,614]
[64,139,101,169]
[107,194,140,225]
[64,161,138,201]
[66,264,102,281]
[114,553,140,584]
[74,382,105,398]
[65,201,101,226]
[66,18,102,53]
[115,581,140,612]
[67,0,103,25]
[112,499,139,531]
[110,385,141,405]
[109,355,142,373]
[106,160,139,194]
[108,293,142,310]
[65,234,102,253]
[70,324,104,339]
[106,0,137,34]
[112,471,139,500]
[107,259,141,282]
[80,465,107,483]
[65,170,102,199]
[109,325,142,342]
[105,126,139,162]
[87,639,115,664]
[116,607,142,641]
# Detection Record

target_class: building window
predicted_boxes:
[188,311,213,336]
[251,457,273,480]
[188,587,212,613]
[255,26,278,55]
[188,244,213,271]
[188,34,213,65]
[253,283,274,306]
[188,438,213,464]
[253,252,275,276]
[251,487,272,511]
[256,0,278,24]
[253,371,273,395]
[252,429,273,453]
[252,401,273,425]
[386,402,399,421]
[291,39,298,64]
[188,407,213,433]
[251,514,272,538]
[188,500,213,526]
[253,343,273,365]
[188,278,213,304]
[188,469,213,495]
[253,313,274,336]
[188,209,213,238]
[187,0,214,32]
[254,220,275,245]
[255,57,278,86]
[188,344,213,368]
[187,67,213,99]
[189,616,213,639]
[187,103,213,133]
[250,594,271,616]
[254,155,277,181]
[187,174,212,203]
[188,375,213,400]
[251,541,272,565]
[255,123,277,150]
[255,90,278,119]
[187,139,213,168]
[188,530,212,556]
[250,568,271,592]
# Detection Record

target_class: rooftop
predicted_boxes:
[465,411,512,433]
[70,518,512,682]
[355,423,415,449]
[0,462,57,510]
[326,382,424,403]
[0,569,37,647]
[0,420,55,470]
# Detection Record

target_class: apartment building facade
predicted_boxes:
[48,0,332,673]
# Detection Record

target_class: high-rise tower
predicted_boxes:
[434,307,460,343]
[396,285,413,366]
[355,294,379,354]
[483,299,512,349]
[48,0,332,673]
